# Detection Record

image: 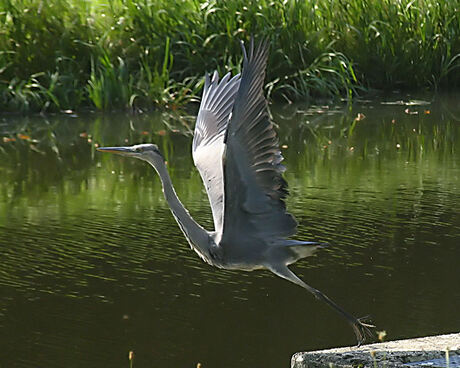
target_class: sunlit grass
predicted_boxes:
[0,0,459,112]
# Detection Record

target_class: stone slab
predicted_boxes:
[291,333,460,368]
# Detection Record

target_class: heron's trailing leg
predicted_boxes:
[269,265,375,346]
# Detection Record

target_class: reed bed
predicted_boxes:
[0,0,459,113]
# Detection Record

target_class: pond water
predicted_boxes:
[0,95,459,367]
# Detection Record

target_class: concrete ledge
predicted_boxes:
[292,333,460,368]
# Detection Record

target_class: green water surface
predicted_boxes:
[0,95,459,367]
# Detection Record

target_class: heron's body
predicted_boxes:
[142,148,309,272]
[98,38,374,345]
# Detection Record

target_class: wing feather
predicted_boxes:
[221,38,297,247]
[192,71,241,233]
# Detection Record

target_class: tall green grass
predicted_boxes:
[0,0,459,113]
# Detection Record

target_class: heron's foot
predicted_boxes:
[350,316,375,347]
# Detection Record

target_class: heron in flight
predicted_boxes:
[98,39,374,345]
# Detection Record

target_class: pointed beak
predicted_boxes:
[97,146,135,156]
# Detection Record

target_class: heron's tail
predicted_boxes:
[281,239,327,261]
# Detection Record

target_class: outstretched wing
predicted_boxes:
[192,71,241,233]
[221,38,297,247]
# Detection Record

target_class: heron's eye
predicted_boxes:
[134,147,143,153]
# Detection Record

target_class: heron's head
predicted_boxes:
[97,143,165,165]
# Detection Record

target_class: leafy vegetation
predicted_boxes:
[0,0,459,112]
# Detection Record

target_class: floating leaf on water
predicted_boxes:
[382,100,430,106]
[157,130,166,136]
[424,110,431,114]
[404,108,418,115]
[354,113,366,121]
[141,131,149,135]
[406,100,431,106]
[29,144,45,154]
[79,132,88,138]
[381,100,405,105]
[17,134,31,140]
[281,144,288,149]
[2,137,16,142]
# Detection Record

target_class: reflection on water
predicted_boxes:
[1,96,459,367]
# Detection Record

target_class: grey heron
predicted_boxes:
[97,38,374,345]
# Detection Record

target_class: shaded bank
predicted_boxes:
[1,0,459,113]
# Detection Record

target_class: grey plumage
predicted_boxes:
[97,38,374,345]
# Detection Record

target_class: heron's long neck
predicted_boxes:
[150,159,210,250]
